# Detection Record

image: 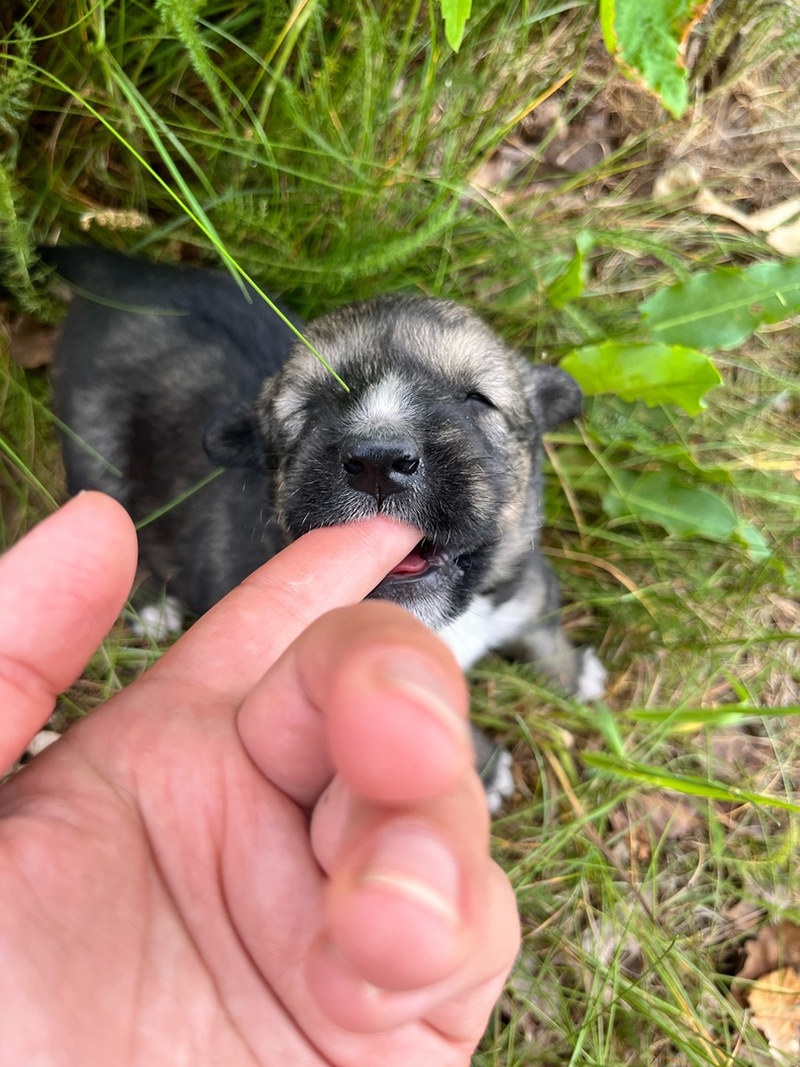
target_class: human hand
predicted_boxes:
[0,492,519,1066]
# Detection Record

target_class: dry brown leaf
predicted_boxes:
[767,217,800,257]
[748,968,800,1059]
[733,921,800,1008]
[7,314,60,369]
[652,161,702,200]
[746,198,800,232]
[695,188,763,232]
[694,188,800,256]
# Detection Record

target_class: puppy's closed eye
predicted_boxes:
[465,391,496,409]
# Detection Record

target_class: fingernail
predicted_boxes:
[361,823,460,924]
[378,660,468,742]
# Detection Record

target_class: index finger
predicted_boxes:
[153,517,421,701]
[0,493,137,771]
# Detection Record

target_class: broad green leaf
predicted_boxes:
[546,232,593,309]
[546,253,584,309]
[600,0,709,118]
[561,341,721,415]
[440,0,472,51]
[734,523,772,562]
[602,470,738,541]
[583,752,800,812]
[640,259,800,349]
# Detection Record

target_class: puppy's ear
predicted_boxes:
[203,403,264,468]
[523,364,583,431]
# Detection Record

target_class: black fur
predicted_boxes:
[49,247,297,611]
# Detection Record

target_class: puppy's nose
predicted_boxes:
[341,437,421,503]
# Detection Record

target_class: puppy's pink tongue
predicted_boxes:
[389,546,428,576]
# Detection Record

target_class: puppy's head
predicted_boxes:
[205,296,581,629]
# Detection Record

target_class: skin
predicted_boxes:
[0,492,519,1067]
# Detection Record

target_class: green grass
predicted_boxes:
[1,1,799,1064]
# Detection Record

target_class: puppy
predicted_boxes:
[49,247,605,808]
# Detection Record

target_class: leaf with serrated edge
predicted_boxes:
[561,341,721,415]
[599,0,711,118]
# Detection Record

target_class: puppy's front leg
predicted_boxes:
[495,557,607,702]
[509,621,607,703]
[470,725,515,815]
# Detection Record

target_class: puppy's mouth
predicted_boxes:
[384,538,450,584]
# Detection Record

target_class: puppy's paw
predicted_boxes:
[471,725,515,813]
[481,748,515,815]
[24,729,61,759]
[576,646,607,702]
[130,596,184,642]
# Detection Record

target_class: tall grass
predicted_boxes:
[1,1,798,1063]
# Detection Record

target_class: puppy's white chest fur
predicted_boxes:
[439,591,608,704]
[439,592,533,670]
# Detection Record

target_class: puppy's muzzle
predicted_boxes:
[338,434,452,586]
[341,435,421,506]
